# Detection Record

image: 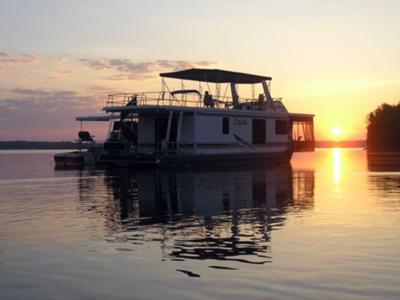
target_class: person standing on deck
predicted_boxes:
[203,91,215,108]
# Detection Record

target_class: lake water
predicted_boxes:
[0,149,399,299]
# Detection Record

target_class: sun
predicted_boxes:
[331,127,343,138]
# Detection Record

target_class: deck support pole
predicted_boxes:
[176,111,183,150]
[262,81,274,108]
[193,112,197,154]
[166,110,173,146]
[230,83,239,108]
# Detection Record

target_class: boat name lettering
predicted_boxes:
[234,119,248,126]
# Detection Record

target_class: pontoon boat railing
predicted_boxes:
[105,91,283,109]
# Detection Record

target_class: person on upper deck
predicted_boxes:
[257,93,265,104]
[204,91,215,108]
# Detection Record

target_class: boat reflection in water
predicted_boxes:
[77,164,314,267]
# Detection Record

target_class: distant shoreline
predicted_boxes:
[316,140,366,148]
[0,140,366,150]
[0,141,80,150]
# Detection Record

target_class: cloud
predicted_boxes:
[100,73,155,81]
[156,60,215,70]
[12,88,51,97]
[58,70,73,74]
[0,88,105,140]
[20,54,37,62]
[55,57,67,64]
[85,84,119,94]
[79,58,110,70]
[80,58,217,81]
[0,52,38,65]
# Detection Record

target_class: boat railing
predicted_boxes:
[106,91,206,108]
[106,91,282,110]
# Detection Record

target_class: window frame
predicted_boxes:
[275,120,288,135]
[222,117,230,134]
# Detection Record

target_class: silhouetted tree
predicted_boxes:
[367,102,400,151]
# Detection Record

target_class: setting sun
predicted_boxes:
[331,127,343,138]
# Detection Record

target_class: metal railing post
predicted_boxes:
[166,110,173,145]
[176,111,183,150]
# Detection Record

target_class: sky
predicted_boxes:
[0,0,399,141]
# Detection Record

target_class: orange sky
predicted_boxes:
[0,1,399,141]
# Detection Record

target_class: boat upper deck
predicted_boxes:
[102,68,312,117]
[104,91,288,113]
[103,67,286,112]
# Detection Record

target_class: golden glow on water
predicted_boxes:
[1,150,400,300]
[333,148,342,186]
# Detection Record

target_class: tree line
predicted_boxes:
[367,102,400,151]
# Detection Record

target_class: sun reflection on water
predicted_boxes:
[333,148,342,186]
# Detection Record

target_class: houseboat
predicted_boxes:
[56,68,315,167]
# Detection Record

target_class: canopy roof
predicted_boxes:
[160,68,271,84]
[289,113,314,122]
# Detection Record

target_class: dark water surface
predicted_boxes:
[0,149,399,299]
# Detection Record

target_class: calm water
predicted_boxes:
[0,149,400,299]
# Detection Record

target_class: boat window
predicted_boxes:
[275,120,288,135]
[222,117,230,134]
[252,119,266,144]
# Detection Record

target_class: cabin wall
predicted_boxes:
[195,115,236,143]
[138,114,194,144]
[138,115,155,143]
[180,115,195,144]
[136,112,290,155]
[267,118,289,143]
[194,113,289,154]
[231,117,252,142]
